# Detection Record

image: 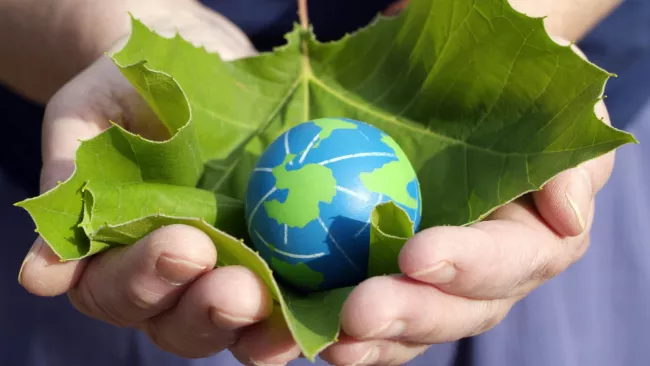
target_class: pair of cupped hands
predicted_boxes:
[18,2,614,366]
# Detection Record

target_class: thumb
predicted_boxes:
[529,41,615,237]
[18,107,98,296]
[19,56,148,296]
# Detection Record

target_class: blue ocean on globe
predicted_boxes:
[245,118,421,291]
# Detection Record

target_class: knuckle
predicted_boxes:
[70,272,127,327]
[421,319,446,343]
[142,319,226,359]
[528,246,571,284]
[124,281,160,312]
[530,257,566,282]
[67,288,92,317]
[531,261,555,282]
[141,321,183,357]
[470,300,510,336]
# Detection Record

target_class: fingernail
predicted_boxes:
[210,307,257,330]
[18,239,43,285]
[351,346,380,366]
[410,261,457,284]
[565,168,592,233]
[364,320,406,339]
[156,254,206,286]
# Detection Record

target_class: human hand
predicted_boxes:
[317,43,615,366]
[17,5,296,361]
[216,40,615,365]
[17,8,615,364]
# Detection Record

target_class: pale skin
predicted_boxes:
[2,0,621,365]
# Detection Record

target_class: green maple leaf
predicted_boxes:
[16,0,636,360]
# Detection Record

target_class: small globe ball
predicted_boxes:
[245,118,421,291]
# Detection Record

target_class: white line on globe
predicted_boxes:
[248,187,277,227]
[358,130,370,141]
[335,186,369,202]
[253,167,273,173]
[317,217,361,274]
[318,152,396,166]
[284,131,292,165]
[299,133,321,164]
[255,231,326,259]
[284,224,288,245]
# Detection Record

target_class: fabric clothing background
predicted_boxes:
[1,0,648,365]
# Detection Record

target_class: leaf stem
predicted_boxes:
[297,0,312,123]
[298,0,309,29]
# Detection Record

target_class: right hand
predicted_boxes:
[18,3,302,364]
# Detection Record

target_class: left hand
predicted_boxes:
[229,45,616,366]
[318,43,614,365]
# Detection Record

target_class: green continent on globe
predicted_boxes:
[360,135,419,209]
[314,118,357,140]
[265,154,337,228]
[313,118,357,149]
[271,257,324,290]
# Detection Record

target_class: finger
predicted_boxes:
[230,310,301,366]
[67,225,215,327]
[18,237,89,296]
[341,275,514,344]
[532,164,596,237]
[532,100,613,237]
[19,56,159,294]
[320,334,428,366]
[142,266,272,359]
[18,108,99,296]
[399,198,592,300]
[531,42,615,237]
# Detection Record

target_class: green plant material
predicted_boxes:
[16,0,636,360]
[17,64,349,360]
[271,258,325,290]
[86,211,353,358]
[367,202,415,277]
